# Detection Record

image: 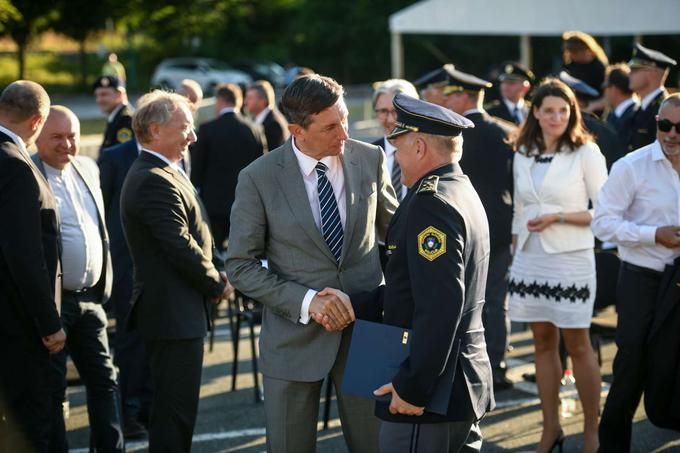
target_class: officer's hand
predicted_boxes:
[42,328,66,354]
[374,382,424,416]
[527,214,559,232]
[212,272,234,304]
[310,290,354,331]
[655,226,680,249]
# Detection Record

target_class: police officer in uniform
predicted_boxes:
[627,43,677,151]
[413,64,456,107]
[93,75,134,151]
[322,94,495,452]
[486,61,534,125]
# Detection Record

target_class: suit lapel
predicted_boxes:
[340,141,361,265]
[71,158,106,226]
[275,143,336,263]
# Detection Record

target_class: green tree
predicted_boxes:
[0,0,56,79]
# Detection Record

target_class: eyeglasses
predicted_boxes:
[657,119,680,133]
[375,108,397,118]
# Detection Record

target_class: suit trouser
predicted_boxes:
[110,265,152,422]
[482,247,511,374]
[147,338,204,453]
[49,292,123,453]
[263,329,380,453]
[598,263,662,453]
[0,336,54,453]
[378,420,482,453]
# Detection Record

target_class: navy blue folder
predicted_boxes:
[342,319,458,415]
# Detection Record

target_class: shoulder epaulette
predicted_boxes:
[417,175,439,194]
[484,100,501,110]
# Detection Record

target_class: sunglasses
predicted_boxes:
[657,119,680,133]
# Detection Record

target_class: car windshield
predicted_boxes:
[206,60,234,71]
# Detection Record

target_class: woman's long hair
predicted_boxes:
[510,78,592,156]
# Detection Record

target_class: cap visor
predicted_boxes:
[386,126,410,140]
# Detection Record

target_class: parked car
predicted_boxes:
[151,58,252,94]
[226,59,286,88]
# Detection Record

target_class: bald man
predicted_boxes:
[33,107,123,452]
[0,81,64,452]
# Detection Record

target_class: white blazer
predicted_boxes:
[512,141,608,254]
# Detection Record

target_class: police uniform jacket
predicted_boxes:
[101,103,134,150]
[352,163,495,424]
[582,112,625,170]
[606,102,637,150]
[485,99,527,125]
[629,89,668,151]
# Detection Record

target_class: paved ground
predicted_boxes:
[64,306,680,452]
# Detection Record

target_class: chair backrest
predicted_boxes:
[594,248,621,311]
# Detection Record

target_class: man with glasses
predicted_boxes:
[627,44,676,151]
[593,93,680,452]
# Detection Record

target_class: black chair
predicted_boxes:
[230,291,263,402]
[591,248,620,366]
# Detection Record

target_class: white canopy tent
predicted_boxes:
[389,0,680,77]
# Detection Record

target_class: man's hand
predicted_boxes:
[527,214,559,232]
[655,226,680,249]
[374,382,424,416]
[42,328,66,354]
[213,271,235,304]
[309,288,355,331]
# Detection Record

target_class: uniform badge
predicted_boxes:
[101,77,110,87]
[116,127,133,143]
[417,226,446,261]
[417,175,439,194]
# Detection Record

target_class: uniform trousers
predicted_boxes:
[598,263,663,452]
[378,420,482,453]
[483,246,511,374]
[49,290,123,452]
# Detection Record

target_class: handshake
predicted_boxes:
[309,288,355,332]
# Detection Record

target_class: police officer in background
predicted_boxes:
[486,61,534,125]
[627,44,677,151]
[320,94,494,451]
[93,75,134,151]
[413,64,456,107]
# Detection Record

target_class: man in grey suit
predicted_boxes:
[121,91,231,452]
[225,74,398,452]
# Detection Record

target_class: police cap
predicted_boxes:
[498,61,535,83]
[559,71,599,100]
[387,93,474,140]
[413,64,456,90]
[93,75,124,91]
[441,68,492,95]
[628,43,677,70]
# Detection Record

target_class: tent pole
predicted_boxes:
[519,34,532,69]
[391,31,404,78]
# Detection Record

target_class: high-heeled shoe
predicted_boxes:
[547,430,565,453]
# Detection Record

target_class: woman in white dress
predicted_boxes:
[509,78,608,453]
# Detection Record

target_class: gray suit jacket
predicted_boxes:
[32,154,113,303]
[225,138,398,381]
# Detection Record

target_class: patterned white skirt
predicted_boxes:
[508,243,596,329]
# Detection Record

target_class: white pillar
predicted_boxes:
[391,31,404,78]
[519,35,532,69]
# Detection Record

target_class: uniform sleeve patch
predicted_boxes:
[116,127,133,143]
[417,226,446,261]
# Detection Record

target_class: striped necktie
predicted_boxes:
[391,160,403,201]
[315,162,343,262]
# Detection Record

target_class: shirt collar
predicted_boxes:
[219,107,237,116]
[142,148,178,169]
[463,108,483,116]
[614,97,637,117]
[383,136,396,156]
[0,124,28,158]
[291,137,338,177]
[254,107,271,125]
[641,87,664,111]
[43,160,72,177]
[651,140,666,161]
[502,97,524,112]
[108,103,125,123]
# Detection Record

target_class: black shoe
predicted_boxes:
[123,417,147,440]
[522,372,537,383]
[493,375,514,392]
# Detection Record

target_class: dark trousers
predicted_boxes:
[50,292,123,452]
[483,246,511,374]
[0,337,54,453]
[147,338,204,453]
[209,216,229,252]
[378,420,482,453]
[599,263,662,453]
[110,267,152,422]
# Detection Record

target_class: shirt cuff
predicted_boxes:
[639,226,658,246]
[299,289,317,324]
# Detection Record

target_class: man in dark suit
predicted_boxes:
[486,61,534,125]
[94,75,134,151]
[323,94,494,451]
[191,83,266,251]
[33,106,123,452]
[245,80,289,149]
[0,81,65,452]
[121,91,231,452]
[442,68,516,392]
[627,44,677,151]
[604,64,638,146]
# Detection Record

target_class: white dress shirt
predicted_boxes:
[292,138,347,324]
[254,107,271,125]
[503,97,526,123]
[614,97,637,118]
[107,103,125,123]
[0,124,28,159]
[44,162,103,291]
[592,141,680,271]
[383,137,408,198]
[640,87,664,111]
